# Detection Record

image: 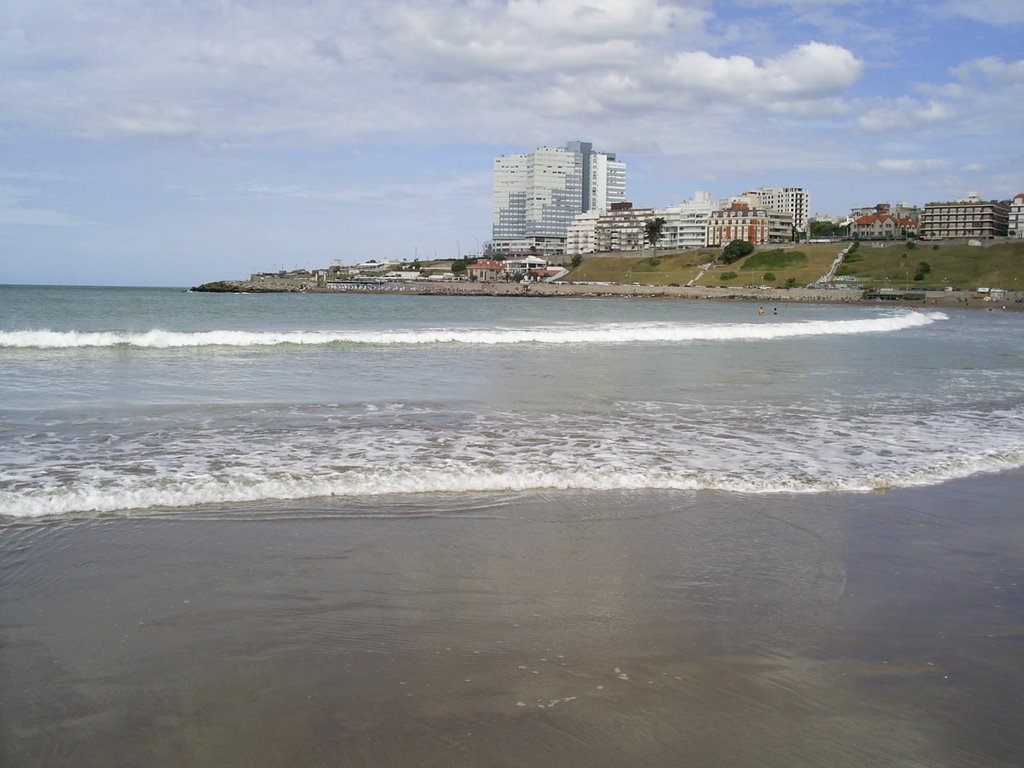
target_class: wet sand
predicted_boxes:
[2,475,1023,767]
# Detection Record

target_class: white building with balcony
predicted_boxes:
[658,191,713,249]
[1009,193,1024,238]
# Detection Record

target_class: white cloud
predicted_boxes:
[640,42,862,110]
[875,159,949,174]
[858,99,954,132]
[936,0,1024,26]
[951,57,1024,86]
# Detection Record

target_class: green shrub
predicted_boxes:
[763,272,776,282]
[721,240,754,264]
[721,271,738,280]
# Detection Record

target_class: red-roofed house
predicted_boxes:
[466,260,507,282]
[852,213,918,240]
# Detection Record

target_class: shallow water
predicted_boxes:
[2,287,1023,518]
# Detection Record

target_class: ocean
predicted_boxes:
[2,285,1023,767]
[2,285,1022,518]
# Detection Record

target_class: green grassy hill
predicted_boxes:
[830,240,1024,290]
[561,240,1024,290]
[565,249,712,285]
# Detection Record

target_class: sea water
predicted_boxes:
[2,284,1022,519]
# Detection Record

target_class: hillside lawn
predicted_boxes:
[562,240,1024,291]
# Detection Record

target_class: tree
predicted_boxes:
[763,272,776,282]
[785,277,799,288]
[644,217,666,250]
[721,239,754,264]
[810,220,846,238]
[570,254,583,269]
[450,260,467,275]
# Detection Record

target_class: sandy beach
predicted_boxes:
[3,474,1022,767]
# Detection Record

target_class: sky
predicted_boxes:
[1,0,1022,287]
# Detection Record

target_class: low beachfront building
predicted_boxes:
[1009,193,1024,238]
[355,259,399,274]
[488,236,566,258]
[505,256,548,277]
[919,193,1009,239]
[466,260,507,282]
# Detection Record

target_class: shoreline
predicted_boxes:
[193,278,1022,310]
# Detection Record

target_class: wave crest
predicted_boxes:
[0,312,945,349]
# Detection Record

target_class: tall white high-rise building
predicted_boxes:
[742,186,810,233]
[491,141,625,256]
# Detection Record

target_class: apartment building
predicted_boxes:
[742,186,810,233]
[595,203,656,253]
[658,191,713,249]
[919,193,1009,239]
[707,203,793,246]
[1009,193,1024,238]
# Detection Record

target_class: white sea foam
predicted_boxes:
[0,312,945,349]
[3,433,1021,519]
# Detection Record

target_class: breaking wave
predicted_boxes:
[2,396,1020,519]
[3,453,1022,519]
[0,312,944,350]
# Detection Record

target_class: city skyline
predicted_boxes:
[1,0,1022,286]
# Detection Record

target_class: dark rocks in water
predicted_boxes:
[191,280,245,292]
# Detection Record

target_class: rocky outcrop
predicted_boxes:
[190,280,246,292]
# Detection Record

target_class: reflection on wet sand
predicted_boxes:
[1,478,1022,767]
